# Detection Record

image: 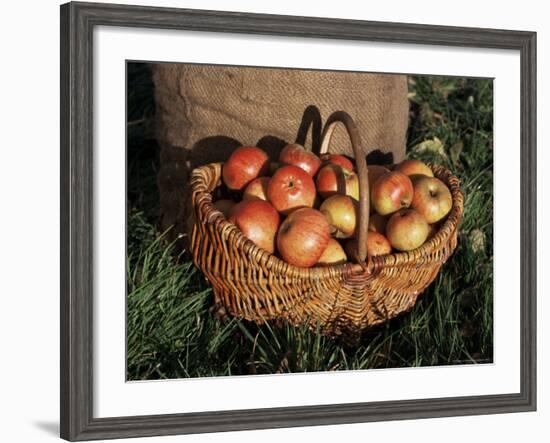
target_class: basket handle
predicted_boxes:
[320,111,369,265]
[294,105,322,153]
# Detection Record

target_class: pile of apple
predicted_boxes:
[214,143,453,268]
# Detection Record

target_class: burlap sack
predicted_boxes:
[153,63,409,237]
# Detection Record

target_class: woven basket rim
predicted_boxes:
[191,161,464,279]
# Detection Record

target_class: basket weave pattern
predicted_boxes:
[190,161,463,337]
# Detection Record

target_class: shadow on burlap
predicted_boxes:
[153,63,409,242]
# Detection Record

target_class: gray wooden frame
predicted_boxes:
[60,1,537,441]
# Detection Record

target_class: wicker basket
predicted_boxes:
[189,111,464,337]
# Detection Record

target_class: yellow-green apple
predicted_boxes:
[411,176,453,223]
[321,153,355,171]
[319,195,358,238]
[243,177,270,201]
[345,232,392,259]
[317,238,347,266]
[386,209,429,251]
[276,208,330,267]
[371,171,414,215]
[408,174,427,186]
[367,232,392,256]
[368,212,388,235]
[222,146,270,191]
[213,199,236,218]
[267,165,316,215]
[394,159,433,178]
[279,143,322,177]
[315,164,359,200]
[228,200,280,254]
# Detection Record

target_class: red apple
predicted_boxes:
[267,165,316,215]
[279,143,322,176]
[222,146,270,191]
[368,213,388,235]
[368,165,391,213]
[321,153,355,171]
[276,208,330,267]
[368,165,391,191]
[243,177,270,201]
[315,164,359,201]
[228,200,280,254]
[317,238,347,266]
[394,159,434,178]
[386,209,429,251]
[411,176,453,224]
[371,171,414,215]
[319,195,358,238]
[213,199,236,218]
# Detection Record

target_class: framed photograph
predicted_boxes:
[60,1,536,441]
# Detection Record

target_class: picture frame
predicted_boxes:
[60,1,537,441]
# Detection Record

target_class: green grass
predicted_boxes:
[126,64,493,380]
